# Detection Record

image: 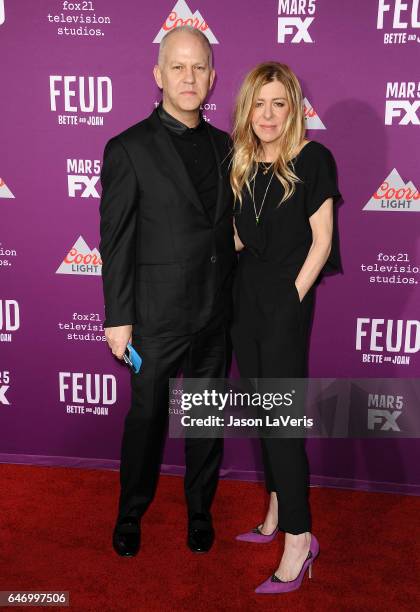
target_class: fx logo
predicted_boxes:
[0,0,4,26]
[0,385,9,405]
[277,17,314,43]
[0,371,10,405]
[368,409,402,431]
[68,175,100,198]
[385,101,420,125]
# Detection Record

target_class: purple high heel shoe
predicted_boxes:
[235,524,279,543]
[255,533,320,594]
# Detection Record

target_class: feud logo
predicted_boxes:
[377,0,420,31]
[59,372,117,405]
[0,299,20,332]
[49,76,112,126]
[356,318,419,353]
[277,0,316,43]
[50,76,112,113]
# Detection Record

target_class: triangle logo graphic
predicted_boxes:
[363,168,420,212]
[0,178,15,198]
[56,235,102,275]
[153,0,219,44]
[304,98,326,130]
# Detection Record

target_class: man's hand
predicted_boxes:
[105,325,133,360]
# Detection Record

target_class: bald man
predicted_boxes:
[99,26,236,556]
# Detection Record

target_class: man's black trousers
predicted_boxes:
[116,321,228,525]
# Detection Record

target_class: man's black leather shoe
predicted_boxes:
[187,514,215,553]
[187,526,214,553]
[112,518,140,557]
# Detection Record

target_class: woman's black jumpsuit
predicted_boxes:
[231,141,341,535]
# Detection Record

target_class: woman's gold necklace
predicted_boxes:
[260,161,273,175]
[252,169,274,225]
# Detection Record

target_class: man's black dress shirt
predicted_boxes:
[157,103,218,222]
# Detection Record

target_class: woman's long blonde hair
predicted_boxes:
[230,62,306,206]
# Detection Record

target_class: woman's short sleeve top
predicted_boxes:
[234,141,342,280]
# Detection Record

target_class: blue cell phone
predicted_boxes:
[123,342,142,374]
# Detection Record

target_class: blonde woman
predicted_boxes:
[230,62,341,594]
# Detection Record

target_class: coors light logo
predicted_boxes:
[0,178,15,198]
[363,169,420,212]
[303,97,325,129]
[56,236,102,276]
[153,0,218,44]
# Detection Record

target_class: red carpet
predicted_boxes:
[1,464,419,611]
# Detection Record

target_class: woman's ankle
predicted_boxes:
[284,531,311,547]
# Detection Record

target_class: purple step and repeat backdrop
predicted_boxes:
[1,1,419,494]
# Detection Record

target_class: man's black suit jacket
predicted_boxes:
[99,108,237,336]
